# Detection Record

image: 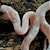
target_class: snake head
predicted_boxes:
[1,5,18,22]
[1,5,12,20]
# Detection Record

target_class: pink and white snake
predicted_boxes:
[1,1,50,50]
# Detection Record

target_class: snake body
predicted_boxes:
[1,1,50,50]
[36,1,50,50]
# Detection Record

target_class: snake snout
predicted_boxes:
[1,5,10,13]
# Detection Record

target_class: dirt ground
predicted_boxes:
[0,0,50,50]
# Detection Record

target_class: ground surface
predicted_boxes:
[0,0,50,50]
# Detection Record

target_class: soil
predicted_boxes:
[0,0,49,50]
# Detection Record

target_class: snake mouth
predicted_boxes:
[2,10,11,20]
[0,10,8,17]
[4,11,8,16]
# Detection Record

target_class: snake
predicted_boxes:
[36,1,50,50]
[1,5,39,50]
[1,1,50,50]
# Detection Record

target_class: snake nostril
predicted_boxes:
[45,10,50,25]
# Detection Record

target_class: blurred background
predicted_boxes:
[0,0,50,50]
